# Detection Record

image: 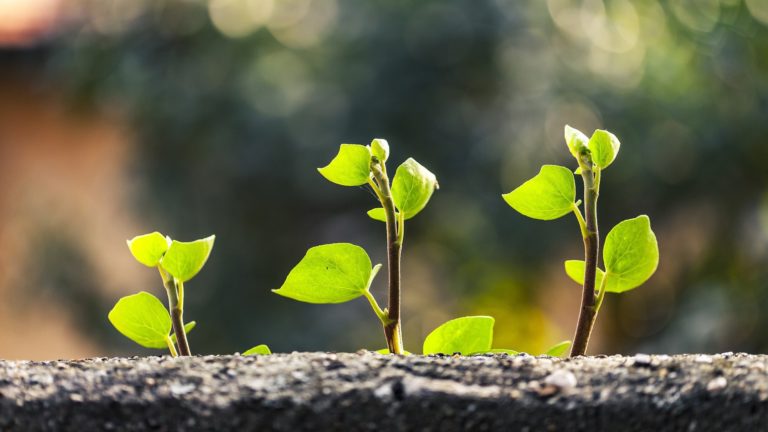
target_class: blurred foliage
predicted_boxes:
[3,0,768,355]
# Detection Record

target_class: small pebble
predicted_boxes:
[544,370,577,390]
[706,377,727,392]
[632,354,652,366]
[170,382,196,395]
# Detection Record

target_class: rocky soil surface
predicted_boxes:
[0,352,766,431]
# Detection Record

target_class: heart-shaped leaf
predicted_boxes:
[391,158,438,219]
[564,260,608,292]
[423,316,494,355]
[127,232,169,267]
[477,348,519,355]
[159,235,216,282]
[317,144,372,186]
[243,344,272,356]
[543,340,571,357]
[588,129,621,169]
[502,165,576,220]
[108,292,171,349]
[366,208,400,222]
[603,215,659,293]
[273,243,376,304]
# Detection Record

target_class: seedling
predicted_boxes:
[109,232,215,356]
[502,125,659,357]
[242,345,272,355]
[422,316,504,355]
[405,315,571,357]
[274,139,438,354]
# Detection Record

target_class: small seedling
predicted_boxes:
[410,315,571,357]
[502,125,659,357]
[423,316,498,355]
[274,139,438,354]
[242,345,272,356]
[109,232,215,356]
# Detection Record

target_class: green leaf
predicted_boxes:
[564,125,589,159]
[273,243,375,304]
[370,138,389,162]
[367,208,400,222]
[480,348,519,355]
[127,232,169,267]
[423,316,494,355]
[317,144,372,186]
[502,165,576,220]
[108,292,171,349]
[588,129,621,169]
[159,235,216,282]
[603,215,659,293]
[243,344,272,355]
[544,340,571,357]
[169,321,196,344]
[564,260,608,292]
[391,158,439,219]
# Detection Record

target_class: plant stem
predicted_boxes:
[570,163,600,357]
[363,290,388,324]
[370,161,405,354]
[164,336,179,357]
[159,268,192,356]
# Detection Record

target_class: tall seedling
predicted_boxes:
[274,139,438,354]
[502,126,659,356]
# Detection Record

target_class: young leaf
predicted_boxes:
[370,138,389,162]
[603,215,659,293]
[563,260,608,292]
[108,292,171,349]
[127,232,169,267]
[169,321,196,344]
[544,340,571,357]
[160,235,216,282]
[367,208,400,222]
[479,348,519,355]
[317,144,372,186]
[502,165,576,220]
[273,243,375,304]
[588,129,621,169]
[422,316,494,355]
[243,344,272,356]
[391,158,439,219]
[564,125,589,159]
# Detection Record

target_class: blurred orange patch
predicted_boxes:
[0,0,63,46]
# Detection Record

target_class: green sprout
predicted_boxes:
[375,315,571,357]
[274,139,438,354]
[109,232,215,356]
[242,345,272,356]
[502,125,659,357]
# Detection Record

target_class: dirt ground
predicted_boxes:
[0,352,766,431]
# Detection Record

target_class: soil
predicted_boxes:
[0,352,766,431]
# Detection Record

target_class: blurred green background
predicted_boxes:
[0,0,766,359]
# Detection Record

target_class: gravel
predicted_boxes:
[1,352,767,431]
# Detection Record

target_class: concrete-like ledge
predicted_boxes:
[1,352,767,431]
